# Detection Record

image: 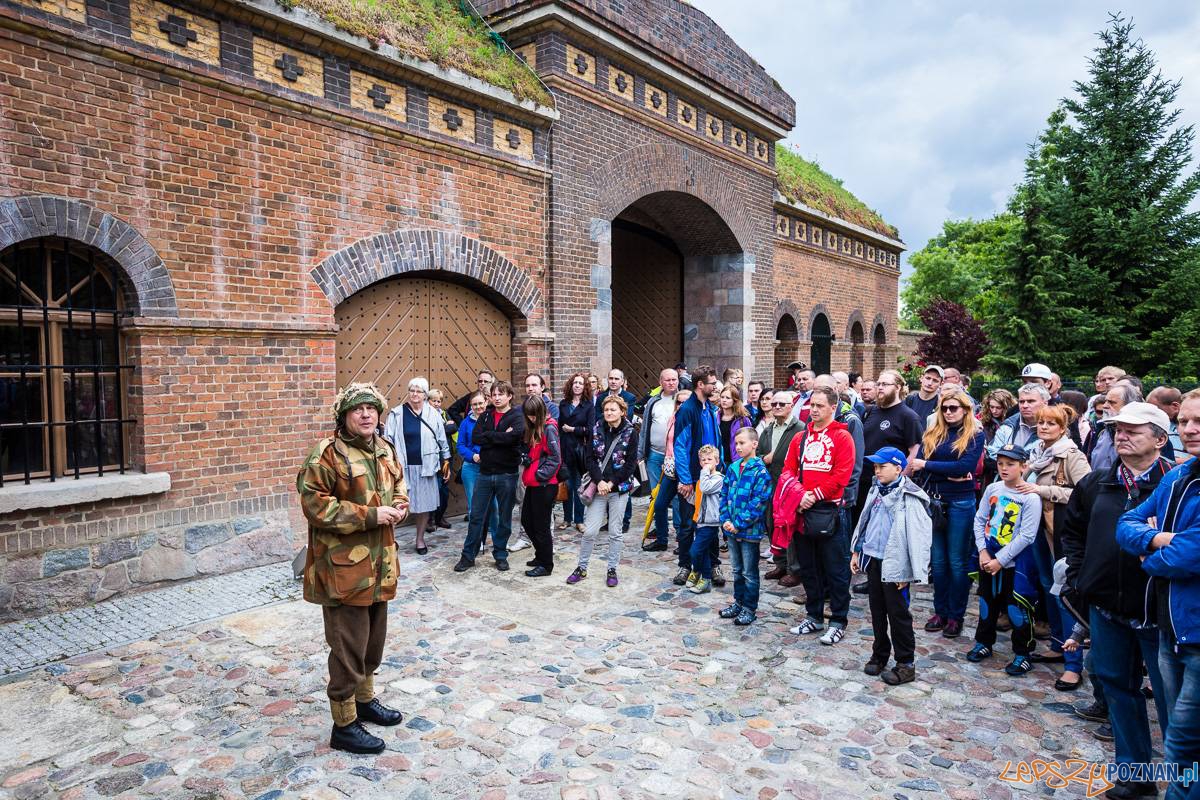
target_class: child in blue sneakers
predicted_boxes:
[967,442,1042,676]
[717,428,774,626]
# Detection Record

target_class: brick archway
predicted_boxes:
[311,228,541,320]
[0,196,178,316]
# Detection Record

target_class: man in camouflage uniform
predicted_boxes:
[298,382,409,755]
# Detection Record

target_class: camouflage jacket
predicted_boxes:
[297,433,408,606]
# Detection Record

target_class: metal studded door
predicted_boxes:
[335,277,512,517]
[612,224,683,396]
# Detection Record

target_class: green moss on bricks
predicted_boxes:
[275,0,550,105]
[775,143,897,239]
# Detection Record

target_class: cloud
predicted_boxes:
[689,1,1200,278]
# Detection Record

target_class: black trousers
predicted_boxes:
[974,566,1034,655]
[865,556,915,665]
[521,484,556,572]
[794,510,852,626]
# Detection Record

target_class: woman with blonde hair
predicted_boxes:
[1016,404,1091,690]
[910,388,986,640]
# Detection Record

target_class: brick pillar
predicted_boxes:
[682,252,754,376]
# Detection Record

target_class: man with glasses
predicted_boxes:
[760,391,804,584]
[1061,402,1175,797]
[672,365,725,587]
[448,370,496,425]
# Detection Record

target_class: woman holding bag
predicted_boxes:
[520,395,561,578]
[567,395,639,588]
[909,388,986,640]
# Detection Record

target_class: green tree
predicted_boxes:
[900,215,1018,328]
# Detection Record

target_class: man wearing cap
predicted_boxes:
[298,383,410,755]
[1118,388,1200,800]
[1021,362,1053,386]
[1061,402,1175,798]
[904,365,943,422]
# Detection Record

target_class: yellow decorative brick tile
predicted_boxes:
[514,43,536,71]
[565,44,595,84]
[854,240,864,257]
[429,96,475,143]
[607,66,632,101]
[827,232,838,250]
[867,245,876,261]
[705,114,723,143]
[677,99,696,130]
[130,0,220,66]
[753,137,771,163]
[350,71,406,123]
[775,215,789,237]
[794,221,807,242]
[253,38,323,97]
[493,119,534,160]
[18,0,85,23]
[730,126,747,153]
[644,83,668,117]
[811,226,823,246]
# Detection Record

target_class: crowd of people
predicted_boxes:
[298,359,1200,800]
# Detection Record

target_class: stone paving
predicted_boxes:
[0,511,1141,799]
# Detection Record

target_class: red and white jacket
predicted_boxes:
[781,419,855,503]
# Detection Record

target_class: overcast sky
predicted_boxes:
[689,1,1200,279]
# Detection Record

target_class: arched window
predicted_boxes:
[0,238,133,484]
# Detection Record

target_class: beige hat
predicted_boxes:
[1107,402,1171,432]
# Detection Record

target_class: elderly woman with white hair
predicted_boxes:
[384,377,450,554]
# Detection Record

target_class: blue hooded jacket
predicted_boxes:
[672,393,720,486]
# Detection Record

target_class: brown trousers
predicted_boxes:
[323,601,388,709]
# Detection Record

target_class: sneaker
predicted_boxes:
[881,664,916,685]
[566,567,587,585]
[734,609,756,626]
[718,603,743,619]
[1092,722,1114,742]
[789,618,824,635]
[819,625,845,646]
[685,571,699,588]
[863,658,887,677]
[966,643,993,662]
[606,568,619,588]
[508,537,531,553]
[495,559,509,572]
[1075,701,1109,723]
[923,614,946,632]
[672,567,690,586]
[642,541,668,552]
[942,619,963,639]
[1004,655,1033,676]
[711,566,727,588]
[453,556,475,572]
[688,578,712,594]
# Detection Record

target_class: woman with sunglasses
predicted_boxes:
[909,388,986,639]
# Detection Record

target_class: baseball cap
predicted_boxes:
[866,446,908,470]
[1021,363,1052,380]
[1107,402,1171,432]
[995,442,1030,462]
[923,365,945,378]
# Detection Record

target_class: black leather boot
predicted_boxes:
[356,697,404,726]
[329,720,385,754]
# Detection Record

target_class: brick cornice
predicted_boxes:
[774,236,901,279]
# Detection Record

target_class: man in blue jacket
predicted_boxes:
[673,365,723,586]
[1117,388,1200,800]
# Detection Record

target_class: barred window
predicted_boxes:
[0,238,134,484]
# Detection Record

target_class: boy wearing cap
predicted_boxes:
[967,443,1043,676]
[850,446,933,685]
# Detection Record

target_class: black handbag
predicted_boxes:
[802,500,839,539]
[920,475,948,529]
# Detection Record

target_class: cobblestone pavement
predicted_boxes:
[0,563,300,677]
[0,512,1143,799]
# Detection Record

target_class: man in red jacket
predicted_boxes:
[782,386,856,645]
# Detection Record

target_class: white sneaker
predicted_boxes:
[819,624,845,646]
[508,537,531,552]
[789,618,824,636]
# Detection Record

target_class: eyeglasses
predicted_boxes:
[770,401,790,408]
[942,405,963,413]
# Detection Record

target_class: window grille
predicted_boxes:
[0,238,135,485]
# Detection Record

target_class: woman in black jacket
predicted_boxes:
[566,394,639,588]
[558,372,595,533]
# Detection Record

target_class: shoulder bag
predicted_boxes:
[578,432,623,506]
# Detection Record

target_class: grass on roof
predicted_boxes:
[276,0,551,106]
[775,144,897,238]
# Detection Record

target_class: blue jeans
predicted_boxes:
[690,525,719,579]
[930,496,975,622]
[1090,608,1168,771]
[726,536,761,613]
[1031,535,1084,673]
[460,461,499,539]
[461,471,516,562]
[560,456,585,525]
[646,451,678,544]
[1160,640,1200,800]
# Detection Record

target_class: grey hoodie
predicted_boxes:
[695,466,724,526]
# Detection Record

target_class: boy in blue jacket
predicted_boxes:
[718,428,774,626]
[1117,388,1200,800]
